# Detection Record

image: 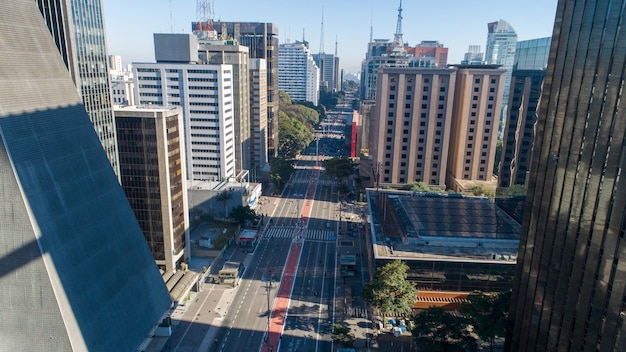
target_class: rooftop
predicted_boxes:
[367,189,521,264]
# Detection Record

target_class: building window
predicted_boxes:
[390,86,396,91]
[423,86,429,92]
[405,104,411,109]
[388,121,393,125]
[390,94,395,100]
[404,121,410,126]
[474,87,479,92]
[475,78,481,84]
[402,154,407,159]
[420,121,426,126]
[423,95,428,101]
[386,137,392,142]
[405,112,410,118]
[473,96,478,101]
[387,129,393,133]
[389,103,394,108]
[388,112,394,117]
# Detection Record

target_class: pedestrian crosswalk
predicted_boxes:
[347,307,368,318]
[291,178,336,186]
[264,227,336,241]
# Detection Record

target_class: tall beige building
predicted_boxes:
[370,65,505,190]
[249,58,268,178]
[371,68,456,188]
[198,40,251,173]
[447,65,505,191]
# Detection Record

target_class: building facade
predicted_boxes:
[115,106,190,272]
[0,2,171,350]
[37,0,120,177]
[370,68,456,188]
[313,52,336,92]
[407,41,449,68]
[249,58,269,177]
[498,37,550,188]
[508,1,626,350]
[214,21,280,158]
[462,45,484,65]
[447,65,505,190]
[198,39,251,173]
[133,62,236,182]
[484,19,517,138]
[278,42,320,105]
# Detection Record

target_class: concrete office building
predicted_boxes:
[508,1,626,350]
[407,41,449,68]
[134,34,236,182]
[370,68,456,188]
[0,2,171,351]
[37,0,120,177]
[484,19,517,138]
[447,65,505,191]
[313,52,336,92]
[249,58,269,176]
[214,21,280,158]
[111,72,135,106]
[498,37,550,188]
[115,106,190,273]
[198,39,251,172]
[462,45,484,65]
[279,41,320,105]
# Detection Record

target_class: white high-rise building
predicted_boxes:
[133,63,236,182]
[278,42,320,105]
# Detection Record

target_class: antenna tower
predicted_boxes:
[319,11,325,54]
[393,0,403,46]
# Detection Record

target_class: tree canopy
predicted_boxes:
[278,90,317,157]
[362,260,417,315]
[322,157,354,180]
[331,323,355,348]
[412,307,477,352]
[400,181,436,192]
[460,290,511,352]
[230,205,258,226]
[269,157,294,189]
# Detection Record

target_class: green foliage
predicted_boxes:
[216,191,233,218]
[469,185,495,198]
[412,307,477,352]
[496,184,527,197]
[279,90,292,105]
[342,80,359,90]
[362,260,417,315]
[460,290,511,351]
[319,90,343,110]
[212,230,232,250]
[331,323,355,348]
[322,157,354,180]
[269,157,294,189]
[293,99,326,121]
[278,91,316,157]
[401,182,435,192]
[230,205,258,225]
[278,116,313,157]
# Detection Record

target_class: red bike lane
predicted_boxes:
[263,166,320,352]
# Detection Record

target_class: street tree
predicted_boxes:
[460,290,511,352]
[216,190,233,218]
[331,323,355,348]
[230,205,258,226]
[278,111,313,157]
[412,307,477,352]
[322,157,354,180]
[269,157,294,190]
[362,260,417,315]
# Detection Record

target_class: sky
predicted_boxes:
[103,0,558,73]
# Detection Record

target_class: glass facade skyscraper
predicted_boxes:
[37,0,119,177]
[484,19,517,139]
[508,1,626,350]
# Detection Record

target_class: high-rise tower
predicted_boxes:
[507,1,626,350]
[484,19,517,139]
[37,0,120,177]
[0,2,171,351]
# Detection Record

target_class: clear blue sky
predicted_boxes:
[103,0,558,73]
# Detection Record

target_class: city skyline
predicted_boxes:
[103,0,558,72]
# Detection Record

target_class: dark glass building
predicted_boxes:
[0,1,171,351]
[508,1,626,350]
[37,0,119,177]
[499,37,550,188]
